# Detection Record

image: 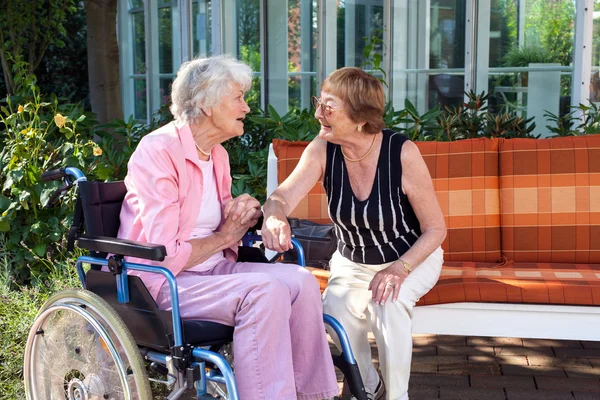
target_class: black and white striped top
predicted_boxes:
[324,129,421,264]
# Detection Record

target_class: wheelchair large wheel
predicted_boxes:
[24,289,152,400]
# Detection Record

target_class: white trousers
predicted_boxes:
[323,247,444,400]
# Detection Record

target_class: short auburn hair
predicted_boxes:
[321,67,385,134]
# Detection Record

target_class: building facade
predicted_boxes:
[119,0,600,137]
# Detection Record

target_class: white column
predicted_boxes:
[118,0,134,120]
[345,0,356,66]
[300,0,313,109]
[196,1,208,56]
[464,0,476,96]
[518,0,525,45]
[212,0,222,55]
[391,0,409,109]
[382,0,392,101]
[475,0,490,95]
[265,0,289,115]
[318,0,338,87]
[147,0,160,122]
[572,0,594,114]
[415,0,430,112]
[221,0,236,55]
[528,63,561,138]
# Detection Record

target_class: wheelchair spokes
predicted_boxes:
[24,290,152,400]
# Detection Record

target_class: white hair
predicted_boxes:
[169,55,253,124]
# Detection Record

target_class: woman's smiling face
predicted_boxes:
[314,91,355,143]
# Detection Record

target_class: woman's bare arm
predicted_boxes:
[262,138,327,252]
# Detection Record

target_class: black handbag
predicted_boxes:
[284,219,337,269]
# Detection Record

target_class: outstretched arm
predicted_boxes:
[262,138,327,252]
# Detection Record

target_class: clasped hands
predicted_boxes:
[221,194,262,242]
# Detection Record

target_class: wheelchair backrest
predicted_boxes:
[78,180,127,238]
[76,181,177,351]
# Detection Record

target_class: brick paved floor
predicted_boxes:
[341,334,600,400]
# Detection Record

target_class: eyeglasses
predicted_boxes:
[311,96,344,116]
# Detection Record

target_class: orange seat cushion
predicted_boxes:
[418,261,600,306]
[416,138,502,262]
[498,136,600,263]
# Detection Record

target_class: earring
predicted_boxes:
[357,125,362,132]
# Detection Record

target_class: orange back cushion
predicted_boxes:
[272,139,330,224]
[416,138,502,262]
[499,135,600,263]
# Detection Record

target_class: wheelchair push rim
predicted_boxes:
[23,289,152,400]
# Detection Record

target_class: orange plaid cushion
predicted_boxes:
[499,136,600,263]
[272,139,330,224]
[418,261,600,306]
[416,139,502,262]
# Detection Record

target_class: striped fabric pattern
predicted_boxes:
[418,260,600,306]
[272,139,331,224]
[416,138,502,262]
[499,136,600,263]
[324,130,421,264]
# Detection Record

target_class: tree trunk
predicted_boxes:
[85,0,123,124]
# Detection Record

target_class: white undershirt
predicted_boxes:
[187,157,226,272]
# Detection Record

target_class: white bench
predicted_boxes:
[267,144,600,341]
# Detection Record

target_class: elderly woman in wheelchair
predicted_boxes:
[24,55,368,400]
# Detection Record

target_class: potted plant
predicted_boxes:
[502,44,555,86]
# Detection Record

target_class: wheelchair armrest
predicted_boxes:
[77,235,167,262]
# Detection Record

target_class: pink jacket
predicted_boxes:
[117,121,238,299]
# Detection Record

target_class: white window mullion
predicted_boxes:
[382,0,392,102]
[212,0,222,55]
[572,0,594,115]
[464,0,476,97]
[118,0,134,120]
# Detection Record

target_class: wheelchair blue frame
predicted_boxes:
[63,167,360,399]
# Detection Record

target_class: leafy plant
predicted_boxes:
[398,99,442,141]
[546,102,600,137]
[0,70,96,285]
[361,28,387,87]
[502,44,555,67]
[92,117,153,181]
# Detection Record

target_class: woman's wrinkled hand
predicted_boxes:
[223,194,261,225]
[368,261,409,305]
[261,214,293,253]
[219,206,262,246]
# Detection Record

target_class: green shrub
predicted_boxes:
[0,72,97,285]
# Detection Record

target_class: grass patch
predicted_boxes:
[0,255,81,399]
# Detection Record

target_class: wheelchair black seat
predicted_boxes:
[86,270,234,351]
[74,180,234,352]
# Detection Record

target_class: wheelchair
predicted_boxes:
[23,167,367,400]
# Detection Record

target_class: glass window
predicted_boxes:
[391,1,466,112]
[132,10,146,75]
[335,0,384,71]
[237,0,261,111]
[193,0,212,57]
[288,0,317,111]
[486,0,575,135]
[134,79,147,120]
[158,5,174,74]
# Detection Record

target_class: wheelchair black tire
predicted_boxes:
[23,289,152,400]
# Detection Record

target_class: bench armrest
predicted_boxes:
[78,235,167,262]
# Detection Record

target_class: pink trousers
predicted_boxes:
[155,260,339,400]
